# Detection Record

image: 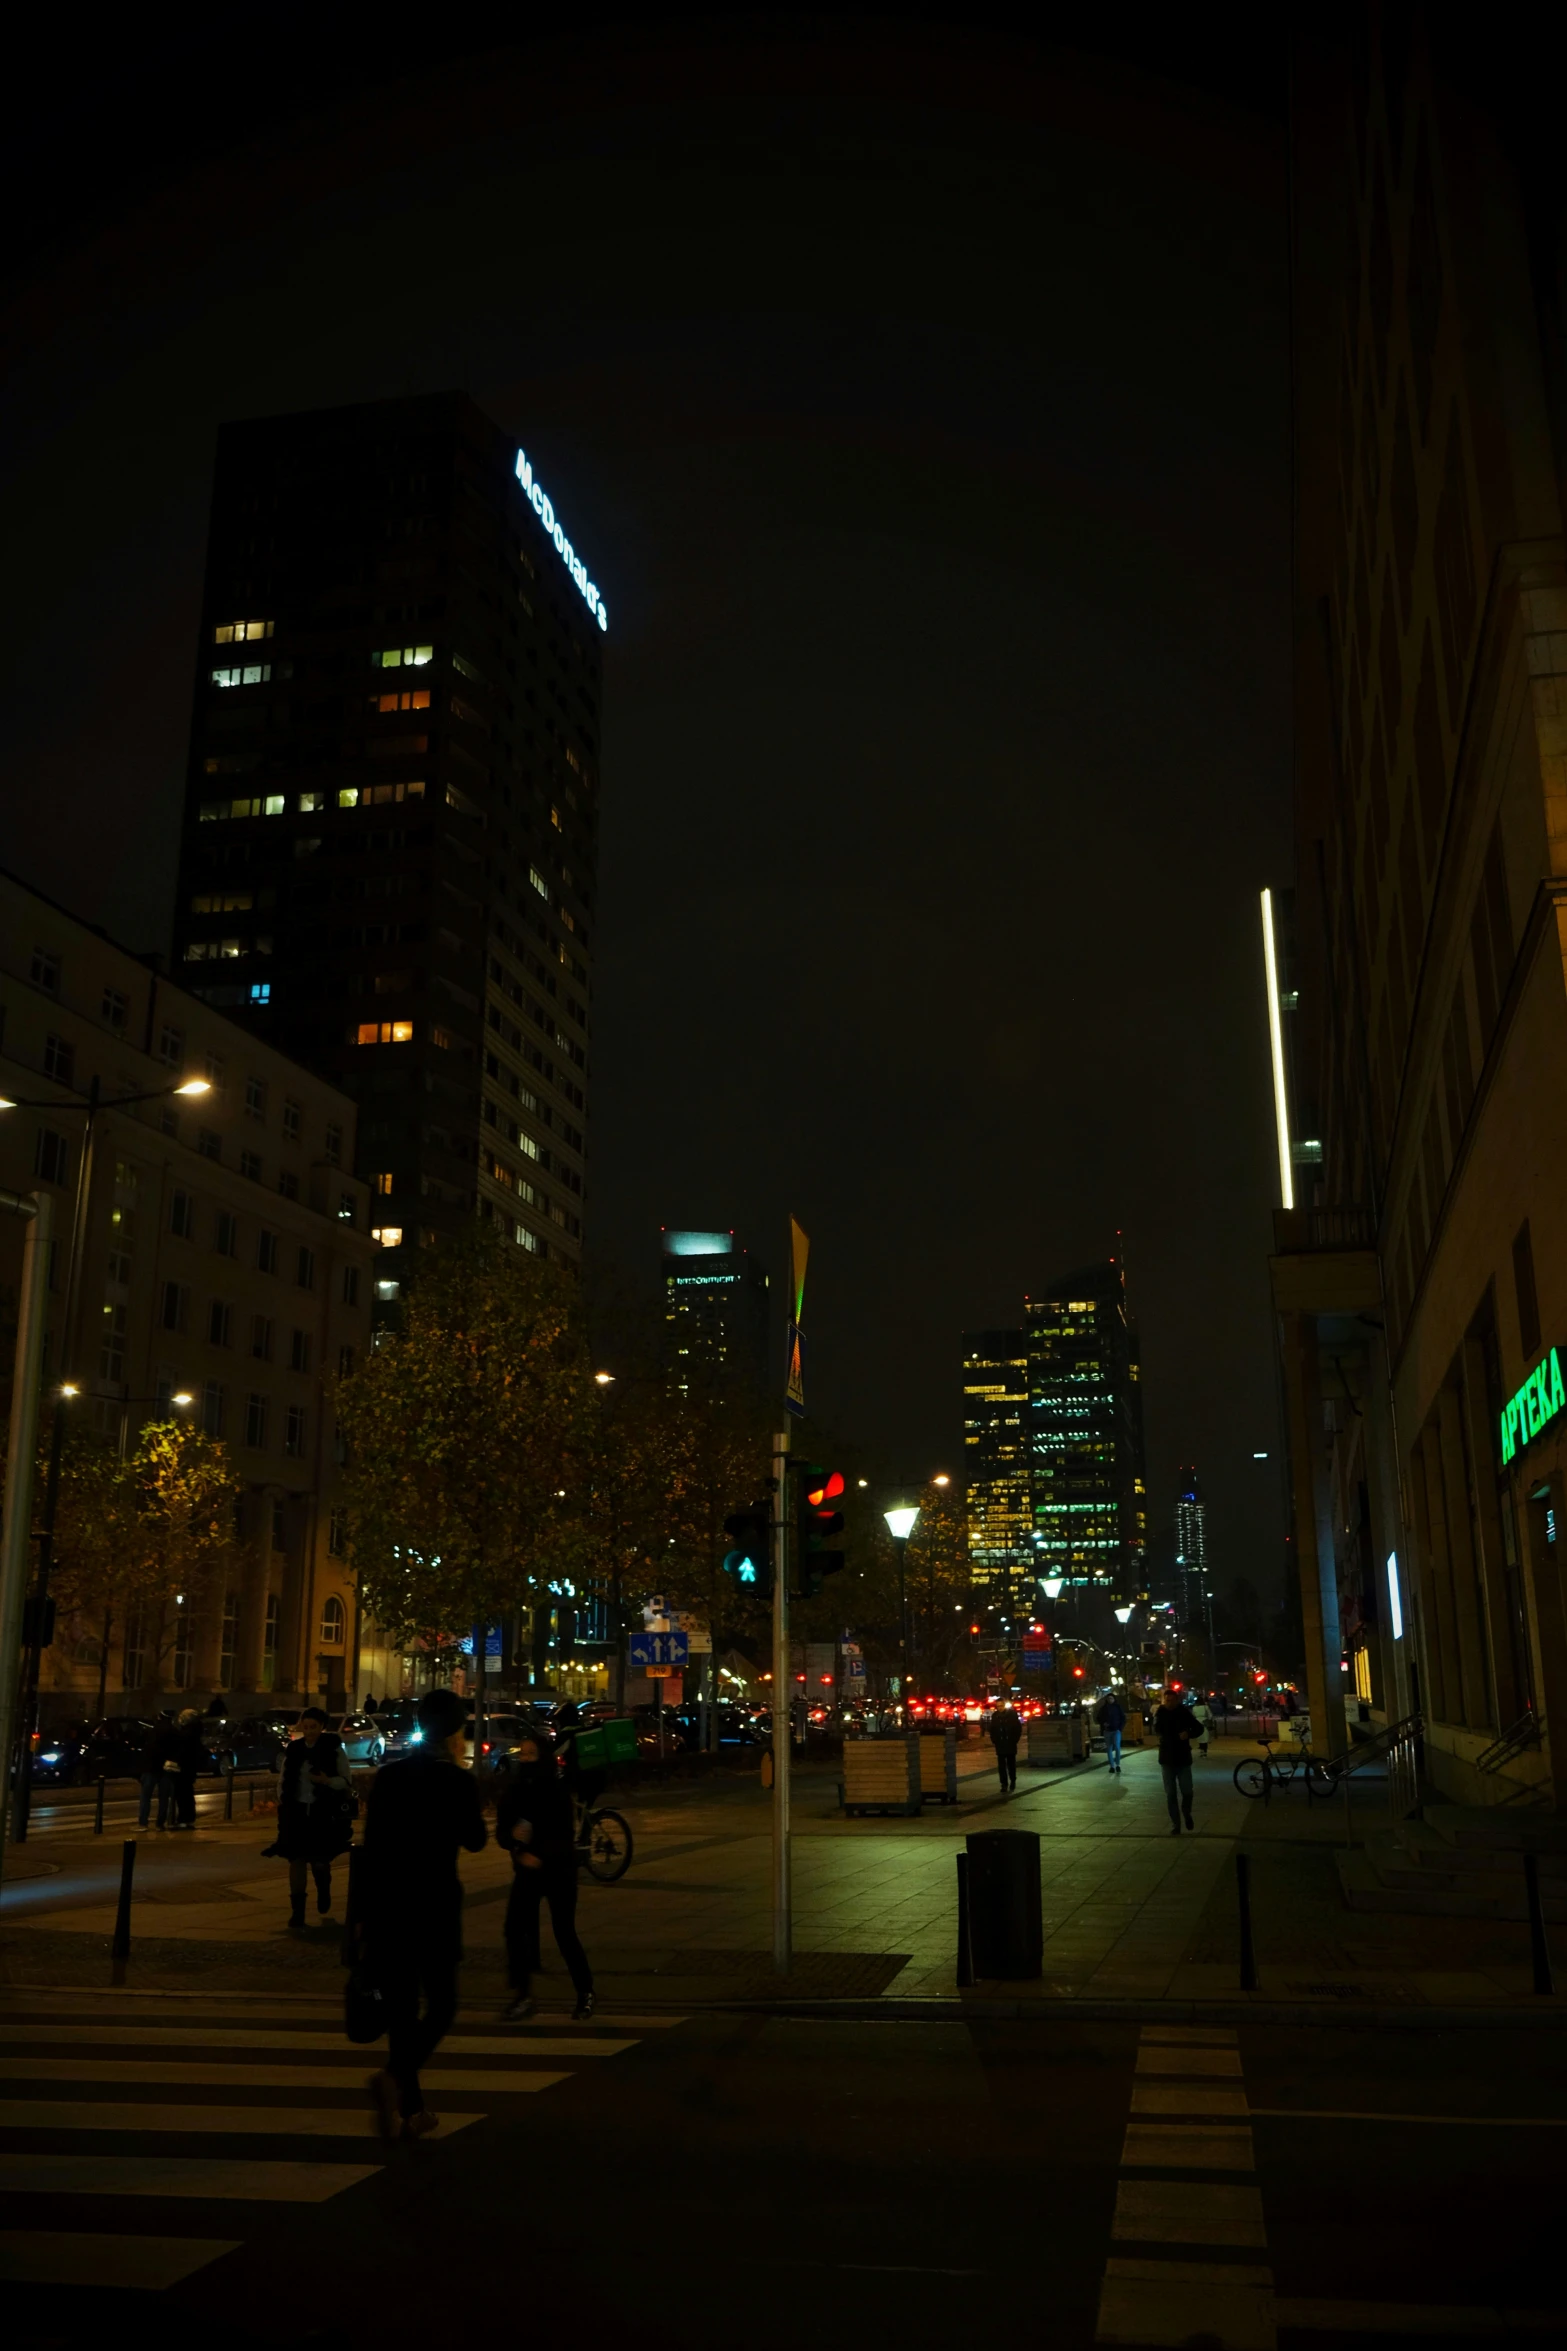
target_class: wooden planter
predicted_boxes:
[842,1735,920,1816]
[918,1727,959,1804]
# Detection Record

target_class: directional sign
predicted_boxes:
[630,1629,688,1670]
[674,1612,713,1654]
[642,1595,667,1623]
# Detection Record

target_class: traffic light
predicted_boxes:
[723,1502,773,1598]
[794,1464,846,1598]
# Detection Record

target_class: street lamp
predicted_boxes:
[883,1505,919,1701]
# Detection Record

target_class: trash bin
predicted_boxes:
[965,1829,1042,1980]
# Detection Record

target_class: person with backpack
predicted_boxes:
[1096,1691,1127,1776]
[496,1732,595,2021]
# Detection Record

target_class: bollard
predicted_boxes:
[110,1839,136,1985]
[248,1778,256,1814]
[224,1771,234,1822]
[955,1851,975,1988]
[1343,1767,1353,1849]
[1237,1852,1257,1992]
[1525,1851,1555,1996]
[93,1777,105,1835]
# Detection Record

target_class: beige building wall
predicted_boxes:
[0,868,377,1714]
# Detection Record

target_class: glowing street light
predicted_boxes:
[1261,885,1293,1211]
[884,1506,919,1690]
[594,1371,615,1385]
[1041,1576,1065,1600]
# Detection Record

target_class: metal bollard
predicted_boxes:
[1525,1851,1555,1996]
[110,1839,136,1985]
[248,1778,256,1813]
[224,1771,234,1822]
[93,1778,105,1835]
[955,1851,975,1988]
[1237,1852,1257,1992]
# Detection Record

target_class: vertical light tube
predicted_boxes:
[1261,887,1293,1211]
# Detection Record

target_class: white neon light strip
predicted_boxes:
[1386,1551,1403,1641]
[1261,887,1293,1211]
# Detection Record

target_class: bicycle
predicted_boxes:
[574,1791,633,1881]
[1232,1738,1342,1800]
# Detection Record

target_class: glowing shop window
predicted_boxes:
[371,645,434,668]
[212,664,272,688]
[371,1227,404,1249]
[356,1022,414,1045]
[214,620,274,644]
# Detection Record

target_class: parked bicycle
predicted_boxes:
[574,1789,633,1881]
[1233,1738,1342,1800]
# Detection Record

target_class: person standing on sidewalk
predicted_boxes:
[361,1687,488,2143]
[1154,1689,1199,1835]
[266,1708,352,1923]
[1189,1693,1213,1757]
[497,1733,595,2020]
[138,1714,176,1829]
[987,1700,1022,1794]
[1096,1691,1127,1775]
[170,1707,206,1829]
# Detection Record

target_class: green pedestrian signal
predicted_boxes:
[723,1502,773,1598]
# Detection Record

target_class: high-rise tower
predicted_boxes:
[1024,1261,1147,1601]
[661,1229,771,1399]
[961,1328,1032,1605]
[1173,1471,1209,1633]
[171,393,602,1299]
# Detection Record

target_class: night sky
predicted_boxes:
[0,16,1292,1590]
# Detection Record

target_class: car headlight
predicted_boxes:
[40,1751,62,1765]
[408,1728,423,1744]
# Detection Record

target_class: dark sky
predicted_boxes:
[0,13,1292,1588]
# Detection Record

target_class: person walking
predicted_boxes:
[1189,1693,1213,1758]
[1154,1688,1199,1835]
[265,1707,353,1924]
[496,1732,595,2021]
[361,1687,488,2144]
[138,1714,180,1829]
[170,1706,206,1828]
[987,1700,1022,1794]
[1096,1691,1127,1775]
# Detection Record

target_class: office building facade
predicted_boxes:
[662,1229,771,1399]
[170,392,600,1301]
[1,869,375,1713]
[1275,17,1567,1798]
[1173,1473,1209,1636]
[1025,1263,1147,1601]
[960,1328,1033,1602]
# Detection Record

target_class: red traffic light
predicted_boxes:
[807,1470,846,1507]
[1071,1665,1085,1678]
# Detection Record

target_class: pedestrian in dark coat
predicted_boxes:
[496,1734,595,2021]
[1096,1693,1128,1775]
[265,1707,352,1923]
[360,1687,488,2143]
[138,1716,178,1829]
[988,1701,1023,1794]
[169,1706,206,1827]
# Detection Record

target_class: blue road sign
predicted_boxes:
[630,1629,689,1669]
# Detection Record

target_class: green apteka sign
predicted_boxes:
[1500,1346,1567,1468]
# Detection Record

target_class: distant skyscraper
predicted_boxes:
[961,1330,1032,1604]
[1024,1260,1147,1601]
[662,1230,770,1399]
[1174,1472,1209,1631]
[170,392,601,1299]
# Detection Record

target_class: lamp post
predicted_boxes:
[90,1388,195,1721]
[883,1505,919,1704]
[2,1073,209,1842]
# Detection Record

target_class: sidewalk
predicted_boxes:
[6,1741,1565,2018]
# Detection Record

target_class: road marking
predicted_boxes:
[0,2024,632,2057]
[1134,2045,1243,2078]
[1112,2179,1267,2247]
[1121,2123,1256,2170]
[0,2151,379,2200]
[1273,2299,1565,2335]
[0,2058,568,2094]
[1250,2108,1567,2128]
[0,2099,480,2138]
[1131,2082,1249,2116]
[0,2230,239,2288]
[1139,2027,1243,2046]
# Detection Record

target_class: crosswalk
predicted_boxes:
[0,1989,667,2293]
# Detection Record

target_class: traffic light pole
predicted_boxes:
[772,1421,790,1976]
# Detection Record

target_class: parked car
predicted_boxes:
[464,1709,534,1769]
[27,1719,95,1784]
[331,1713,388,1765]
[73,1717,158,1782]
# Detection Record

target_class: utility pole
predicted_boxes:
[772,1420,790,1975]
[0,1191,52,1872]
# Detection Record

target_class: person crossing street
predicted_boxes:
[497,1732,595,2020]
[1153,1687,1199,1835]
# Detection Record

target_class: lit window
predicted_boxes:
[338,789,360,808]
[528,866,549,899]
[371,645,433,668]
[298,791,324,813]
[371,1172,394,1195]
[355,1021,414,1045]
[371,689,431,713]
[250,983,271,1004]
[515,1223,539,1253]
[197,796,285,821]
[376,1278,400,1301]
[372,1226,404,1248]
[191,892,254,914]
[211,664,272,688]
[214,620,274,643]
[319,1593,346,1644]
[264,796,284,817]
[363,779,423,805]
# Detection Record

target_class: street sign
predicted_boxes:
[630,1629,689,1669]
[785,1319,806,1419]
[845,1656,866,1681]
[460,1623,503,1661]
[648,1664,673,1680]
[674,1612,713,1654]
[643,1595,667,1623]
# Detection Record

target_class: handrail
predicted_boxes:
[1320,1710,1424,1779]
[1477,1705,1543,1776]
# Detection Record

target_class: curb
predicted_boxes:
[693,1993,1567,2030]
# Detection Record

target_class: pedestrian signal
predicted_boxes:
[793,1462,846,1598]
[723,1502,773,1598]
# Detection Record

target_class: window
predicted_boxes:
[263,1592,280,1689]
[371,688,432,713]
[30,946,60,994]
[173,1601,193,1691]
[355,1021,414,1044]
[240,1149,263,1183]
[202,1053,225,1097]
[42,1033,74,1085]
[220,1591,239,1689]
[338,1343,356,1378]
[198,795,285,821]
[197,1128,221,1162]
[329,1508,348,1558]
[271,1504,286,1553]
[214,619,273,644]
[529,866,549,900]
[208,1300,232,1347]
[337,1192,357,1224]
[296,1246,315,1290]
[372,1226,404,1249]
[282,1098,301,1143]
[290,1329,312,1374]
[100,1301,127,1381]
[245,1393,268,1448]
[245,1078,266,1122]
[342,1265,361,1307]
[319,1593,345,1644]
[251,1314,273,1361]
[376,1278,400,1301]
[191,891,253,915]
[214,1210,238,1258]
[170,1189,195,1239]
[250,983,272,1004]
[34,1129,70,1187]
[161,1280,189,1333]
[211,663,272,687]
[277,1170,300,1202]
[1515,1221,1543,1361]
[284,1403,306,1458]
[325,1122,343,1167]
[370,1172,394,1196]
[371,644,433,668]
[257,1229,279,1274]
[157,1023,184,1067]
[201,1379,226,1437]
[101,986,128,1032]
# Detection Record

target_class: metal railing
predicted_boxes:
[1476,1705,1542,1777]
[1271,1207,1377,1253]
